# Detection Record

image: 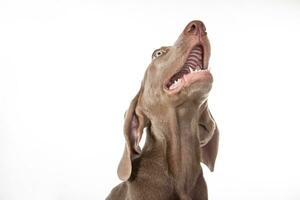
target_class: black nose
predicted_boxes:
[184,20,206,36]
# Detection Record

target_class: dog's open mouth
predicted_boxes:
[165,45,210,94]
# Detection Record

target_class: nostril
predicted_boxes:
[187,23,197,33]
[201,23,206,32]
[200,24,207,36]
[190,24,196,32]
[184,21,208,36]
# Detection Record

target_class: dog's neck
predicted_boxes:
[144,100,205,193]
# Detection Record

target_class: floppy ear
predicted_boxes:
[117,91,147,181]
[198,102,219,172]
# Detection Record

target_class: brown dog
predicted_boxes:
[106,20,219,200]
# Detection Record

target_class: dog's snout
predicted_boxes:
[184,20,207,36]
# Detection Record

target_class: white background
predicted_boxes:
[1,0,300,199]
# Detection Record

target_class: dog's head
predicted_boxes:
[142,20,212,109]
[117,21,218,181]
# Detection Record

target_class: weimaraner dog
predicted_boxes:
[106,20,219,200]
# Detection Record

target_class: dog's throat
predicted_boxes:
[147,111,202,187]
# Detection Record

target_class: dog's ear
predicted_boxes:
[117,91,147,181]
[198,102,219,172]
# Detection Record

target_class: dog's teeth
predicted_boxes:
[170,83,178,90]
[175,79,181,84]
[169,78,182,90]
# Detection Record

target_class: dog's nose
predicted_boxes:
[184,20,207,36]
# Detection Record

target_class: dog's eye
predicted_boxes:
[152,49,166,59]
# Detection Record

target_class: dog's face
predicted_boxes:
[141,21,212,109]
